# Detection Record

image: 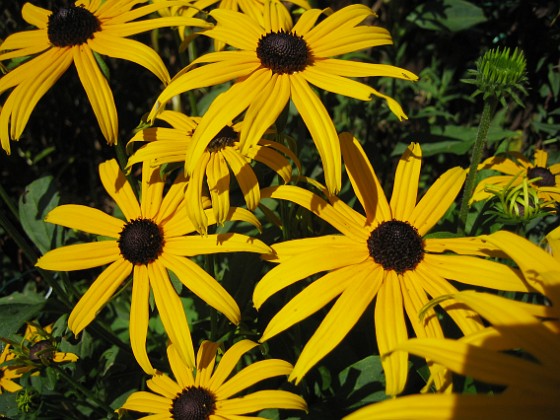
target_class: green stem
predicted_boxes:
[459,97,498,226]
[54,365,115,418]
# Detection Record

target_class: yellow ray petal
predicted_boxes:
[207,152,232,225]
[105,16,211,37]
[121,391,171,414]
[185,153,211,235]
[222,146,260,210]
[72,45,118,144]
[261,185,367,242]
[390,143,422,221]
[292,8,324,36]
[156,173,188,228]
[130,265,154,374]
[22,3,50,29]
[195,340,220,388]
[89,33,170,83]
[140,163,164,221]
[313,58,418,81]
[239,73,291,153]
[290,72,341,194]
[478,153,528,173]
[409,167,466,236]
[36,241,121,271]
[45,204,124,238]
[253,241,369,309]
[471,174,522,203]
[424,236,506,258]
[68,258,132,334]
[160,253,241,325]
[344,393,560,420]
[167,344,195,388]
[302,65,379,101]
[425,254,533,292]
[246,144,292,183]
[209,8,264,49]
[260,262,358,341]
[0,30,50,60]
[375,270,408,396]
[147,374,182,400]
[267,234,354,261]
[339,132,391,224]
[165,233,271,256]
[290,262,382,384]
[148,261,195,370]
[263,0,292,32]
[534,148,548,167]
[311,26,392,57]
[208,340,259,391]
[217,390,307,415]
[99,159,141,221]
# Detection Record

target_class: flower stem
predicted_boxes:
[459,96,498,226]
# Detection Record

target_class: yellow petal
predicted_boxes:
[121,391,171,414]
[390,143,422,221]
[217,390,307,415]
[68,258,132,334]
[185,152,211,235]
[36,241,120,271]
[140,162,164,220]
[147,374,181,400]
[22,3,50,29]
[167,344,195,388]
[99,159,141,221]
[222,146,260,210]
[165,233,270,257]
[130,265,155,374]
[44,204,124,238]
[207,340,259,391]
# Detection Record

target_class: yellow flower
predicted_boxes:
[148,1,417,194]
[21,323,78,366]
[127,110,299,234]
[254,134,534,395]
[345,232,560,419]
[120,340,307,418]
[36,159,271,374]
[0,0,211,153]
[472,149,560,203]
[0,344,22,394]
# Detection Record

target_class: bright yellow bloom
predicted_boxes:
[36,159,270,374]
[254,134,535,395]
[0,344,22,394]
[472,149,560,203]
[127,110,299,234]
[148,1,417,194]
[0,0,211,153]
[121,340,307,418]
[345,232,560,420]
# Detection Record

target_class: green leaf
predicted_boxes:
[337,355,387,410]
[0,291,46,338]
[18,176,63,254]
[408,0,487,32]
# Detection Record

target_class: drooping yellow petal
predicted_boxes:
[246,144,292,183]
[339,132,391,224]
[68,258,132,334]
[375,270,408,396]
[99,159,141,221]
[72,45,118,144]
[290,72,341,194]
[148,261,195,370]
[290,262,382,384]
[313,58,418,81]
[185,152,211,235]
[89,33,170,83]
[0,30,50,61]
[160,253,241,325]
[130,264,154,374]
[167,344,194,388]
[121,391,171,414]
[302,64,379,101]
[44,204,124,238]
[206,152,232,225]
[222,146,260,210]
[409,167,466,236]
[21,3,50,29]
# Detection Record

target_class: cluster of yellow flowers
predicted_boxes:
[1,1,559,418]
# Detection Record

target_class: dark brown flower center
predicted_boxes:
[256,29,310,74]
[206,126,238,153]
[367,220,424,274]
[47,5,100,47]
[527,166,555,187]
[118,218,164,265]
[171,386,217,420]
[29,340,55,362]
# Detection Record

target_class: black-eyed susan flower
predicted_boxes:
[0,1,211,153]
[127,110,299,234]
[346,231,560,419]
[20,322,78,367]
[472,149,560,204]
[36,159,271,374]
[0,344,23,394]
[253,134,536,395]
[120,340,308,418]
[148,1,417,194]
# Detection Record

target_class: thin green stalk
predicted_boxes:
[54,365,115,418]
[459,97,498,225]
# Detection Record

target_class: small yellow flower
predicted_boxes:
[127,110,299,234]
[254,134,535,395]
[0,344,23,394]
[149,1,417,194]
[36,159,270,374]
[22,323,78,366]
[120,340,307,419]
[0,0,211,152]
[472,149,560,203]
